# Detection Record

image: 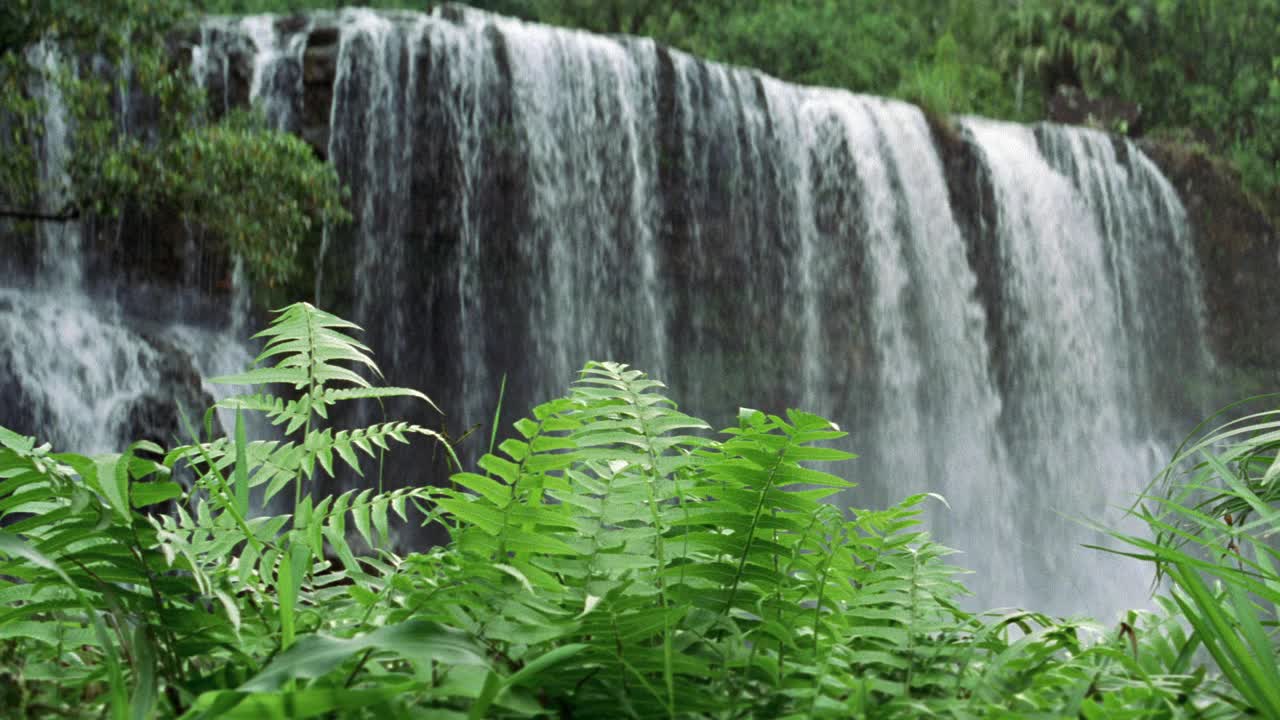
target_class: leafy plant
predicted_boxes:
[0,303,1275,717]
[0,302,455,717]
[1110,402,1280,717]
[0,1,351,289]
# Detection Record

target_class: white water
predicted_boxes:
[1,35,262,456]
[4,8,1217,618]
[29,41,83,288]
[961,118,1211,612]
[243,15,303,130]
[1,290,159,452]
[500,19,668,389]
[333,10,421,374]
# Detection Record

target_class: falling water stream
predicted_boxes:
[2,7,1216,618]
[1,36,260,453]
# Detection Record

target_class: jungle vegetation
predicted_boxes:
[0,0,350,288]
[2,302,1279,717]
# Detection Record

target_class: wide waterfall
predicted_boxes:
[1,6,1215,618]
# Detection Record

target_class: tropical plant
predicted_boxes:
[1110,401,1280,717]
[0,302,1274,717]
[0,302,452,717]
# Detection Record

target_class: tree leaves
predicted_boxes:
[2,3,352,289]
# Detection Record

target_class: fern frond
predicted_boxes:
[210,302,441,434]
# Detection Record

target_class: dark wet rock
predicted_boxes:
[1048,86,1143,135]
[278,14,310,34]
[302,22,340,157]
[1141,139,1280,369]
[0,344,36,436]
[121,333,221,448]
[927,111,1010,401]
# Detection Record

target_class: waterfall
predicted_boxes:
[0,290,159,452]
[0,31,264,458]
[243,14,307,131]
[329,10,420,374]
[3,7,1218,617]
[959,118,1211,613]
[29,41,83,288]
[500,19,668,393]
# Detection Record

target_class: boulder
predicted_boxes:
[120,332,222,448]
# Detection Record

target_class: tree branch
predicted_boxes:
[0,206,80,222]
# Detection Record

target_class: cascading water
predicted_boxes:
[329,10,421,375]
[802,99,1014,605]
[4,6,1218,618]
[1,290,158,452]
[957,118,1213,612]
[29,40,83,288]
[0,34,262,458]
[500,21,668,392]
[242,14,307,131]
[317,9,672,429]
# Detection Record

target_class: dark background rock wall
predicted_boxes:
[1141,140,1280,381]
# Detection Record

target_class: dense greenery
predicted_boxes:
[1,303,1278,717]
[0,0,350,287]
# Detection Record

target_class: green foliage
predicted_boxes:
[1000,1,1133,99]
[897,32,1015,122]
[1,0,190,57]
[129,111,350,285]
[1109,401,1280,717]
[197,0,428,13]
[998,0,1280,205]
[3,303,1277,717]
[681,3,918,94]
[0,302,449,717]
[0,0,351,288]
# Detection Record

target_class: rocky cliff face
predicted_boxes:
[1140,141,1280,374]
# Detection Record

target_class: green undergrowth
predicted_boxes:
[1,303,1277,718]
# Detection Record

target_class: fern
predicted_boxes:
[1,302,1264,718]
[0,427,209,718]
[424,363,995,717]
[210,302,449,502]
